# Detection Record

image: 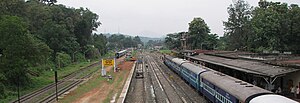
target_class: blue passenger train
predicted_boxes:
[115,50,127,58]
[163,55,297,103]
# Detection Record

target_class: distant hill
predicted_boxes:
[102,33,164,43]
[139,36,164,44]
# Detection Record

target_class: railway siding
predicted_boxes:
[117,61,136,103]
[10,61,100,103]
[149,57,183,103]
[125,52,207,103]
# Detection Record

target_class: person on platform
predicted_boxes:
[291,85,295,98]
[275,87,282,95]
[297,86,299,99]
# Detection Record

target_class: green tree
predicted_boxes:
[164,32,182,49]
[133,36,143,47]
[108,34,126,49]
[25,0,51,36]
[0,0,103,100]
[216,36,227,50]
[0,0,26,17]
[93,34,107,55]
[56,52,71,68]
[223,0,253,51]
[205,34,219,50]
[74,8,101,50]
[0,15,51,87]
[251,1,292,52]
[122,37,134,48]
[188,17,210,49]
[286,4,300,53]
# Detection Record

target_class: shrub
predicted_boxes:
[57,52,71,68]
[75,53,85,62]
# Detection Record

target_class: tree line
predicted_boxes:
[0,0,144,99]
[224,0,300,53]
[106,34,143,50]
[0,0,103,99]
[165,0,300,54]
[164,18,219,50]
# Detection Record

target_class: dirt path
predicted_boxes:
[61,57,134,103]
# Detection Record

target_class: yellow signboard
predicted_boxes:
[103,59,114,66]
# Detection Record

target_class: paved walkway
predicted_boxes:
[117,61,136,103]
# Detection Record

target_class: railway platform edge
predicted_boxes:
[117,61,136,103]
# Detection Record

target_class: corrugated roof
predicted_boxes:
[187,54,299,77]
[182,63,206,74]
[165,55,174,60]
[201,71,272,102]
[171,58,188,65]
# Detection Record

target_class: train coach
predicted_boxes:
[115,50,127,58]
[163,55,297,103]
[164,55,189,74]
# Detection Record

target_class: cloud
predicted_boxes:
[58,0,300,37]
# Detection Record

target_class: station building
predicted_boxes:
[174,50,300,95]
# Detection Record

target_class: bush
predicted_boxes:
[0,83,5,99]
[91,48,101,59]
[254,46,272,53]
[0,74,6,99]
[57,52,71,68]
[75,53,85,62]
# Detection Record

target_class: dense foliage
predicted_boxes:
[164,32,184,49]
[224,0,300,53]
[165,0,300,54]
[164,18,219,50]
[0,0,104,99]
[223,0,252,51]
[106,34,143,50]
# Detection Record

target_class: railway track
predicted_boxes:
[149,55,193,103]
[146,55,183,103]
[11,62,99,103]
[143,56,157,103]
[38,68,97,103]
[151,53,207,103]
[126,52,206,103]
[126,55,146,103]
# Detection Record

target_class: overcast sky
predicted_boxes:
[58,0,300,38]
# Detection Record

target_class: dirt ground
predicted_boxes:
[64,57,134,103]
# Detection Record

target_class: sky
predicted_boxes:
[58,0,300,38]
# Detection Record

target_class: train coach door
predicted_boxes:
[198,75,203,93]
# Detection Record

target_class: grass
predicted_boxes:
[1,61,99,103]
[112,70,127,102]
[59,66,105,103]
[132,50,137,57]
[103,69,126,103]
[60,61,131,103]
[60,66,116,103]
[159,49,172,54]
[1,51,118,103]
[102,51,115,59]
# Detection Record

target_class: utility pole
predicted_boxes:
[0,48,2,57]
[52,52,58,101]
[55,70,58,101]
[17,76,20,103]
[72,51,78,62]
